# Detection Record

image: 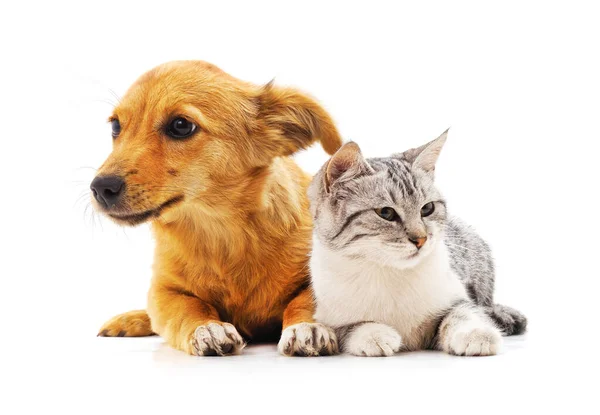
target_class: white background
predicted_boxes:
[1,1,598,414]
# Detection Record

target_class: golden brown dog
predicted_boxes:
[93,61,342,356]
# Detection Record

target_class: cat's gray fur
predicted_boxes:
[308,132,527,355]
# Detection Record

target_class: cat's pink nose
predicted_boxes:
[409,235,427,249]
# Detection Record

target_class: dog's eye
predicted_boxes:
[111,119,121,138]
[421,202,435,217]
[166,117,197,139]
[375,207,398,221]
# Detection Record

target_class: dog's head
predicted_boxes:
[91,61,341,226]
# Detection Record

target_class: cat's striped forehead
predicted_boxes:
[308,150,445,229]
[366,157,426,201]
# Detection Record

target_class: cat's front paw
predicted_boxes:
[344,322,402,357]
[278,323,339,356]
[191,322,246,356]
[447,326,502,356]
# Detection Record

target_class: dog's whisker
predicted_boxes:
[74,195,91,209]
[107,88,122,105]
[86,61,353,355]
[94,209,105,232]
[91,98,118,108]
[83,202,91,225]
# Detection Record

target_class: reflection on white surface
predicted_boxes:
[9,331,575,413]
[15,330,576,415]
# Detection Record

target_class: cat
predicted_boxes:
[307,130,527,356]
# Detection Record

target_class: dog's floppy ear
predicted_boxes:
[255,82,342,156]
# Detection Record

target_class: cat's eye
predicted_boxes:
[421,202,435,217]
[111,119,121,138]
[166,117,197,139]
[375,207,398,221]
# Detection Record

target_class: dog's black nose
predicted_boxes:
[90,175,125,208]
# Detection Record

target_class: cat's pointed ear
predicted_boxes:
[399,129,448,174]
[325,141,372,192]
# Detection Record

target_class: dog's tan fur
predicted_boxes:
[94,61,341,355]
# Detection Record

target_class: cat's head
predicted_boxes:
[308,130,449,269]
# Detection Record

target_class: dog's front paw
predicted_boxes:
[278,323,338,356]
[97,310,154,337]
[191,322,246,356]
[344,322,402,357]
[447,326,502,356]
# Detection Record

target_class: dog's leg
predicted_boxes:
[97,309,154,337]
[148,284,246,356]
[277,287,339,356]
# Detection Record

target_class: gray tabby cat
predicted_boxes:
[307,131,526,356]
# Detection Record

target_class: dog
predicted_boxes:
[93,61,342,356]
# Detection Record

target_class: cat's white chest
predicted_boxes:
[310,239,467,349]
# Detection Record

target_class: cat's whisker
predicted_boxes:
[311,134,527,355]
[445,243,480,253]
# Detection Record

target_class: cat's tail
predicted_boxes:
[486,304,527,336]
